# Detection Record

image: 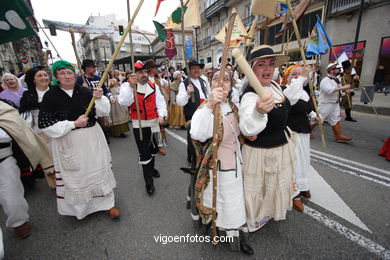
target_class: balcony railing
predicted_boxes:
[205,0,227,20]
[202,36,211,47]
[330,0,369,15]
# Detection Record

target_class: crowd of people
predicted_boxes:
[0,43,387,256]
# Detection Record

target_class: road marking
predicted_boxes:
[304,206,390,259]
[308,166,370,232]
[311,156,390,189]
[311,149,390,176]
[166,128,390,258]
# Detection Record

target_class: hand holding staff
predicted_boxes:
[286,0,327,148]
[210,12,237,246]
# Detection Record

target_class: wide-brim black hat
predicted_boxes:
[248,45,290,66]
[81,59,97,70]
[342,60,352,70]
[188,60,205,69]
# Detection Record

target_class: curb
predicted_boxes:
[352,104,390,116]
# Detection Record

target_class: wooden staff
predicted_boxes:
[69,29,87,86]
[232,48,266,96]
[210,13,237,246]
[84,0,144,117]
[286,0,327,148]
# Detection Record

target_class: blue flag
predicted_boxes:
[185,39,192,58]
[306,15,332,58]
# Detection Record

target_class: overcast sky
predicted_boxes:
[31,0,181,63]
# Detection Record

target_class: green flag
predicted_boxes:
[0,0,36,45]
[171,6,187,24]
[153,20,166,42]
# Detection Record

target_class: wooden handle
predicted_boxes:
[232,48,265,97]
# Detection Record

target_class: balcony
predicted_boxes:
[200,11,206,22]
[329,0,369,16]
[203,36,211,47]
[205,0,227,20]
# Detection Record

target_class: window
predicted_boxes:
[263,9,322,46]
[245,4,251,18]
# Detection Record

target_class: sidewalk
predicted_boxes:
[351,89,390,116]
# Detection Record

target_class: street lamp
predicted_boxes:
[193,26,199,62]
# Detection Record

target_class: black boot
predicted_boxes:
[345,109,357,122]
[150,157,160,178]
[240,240,254,255]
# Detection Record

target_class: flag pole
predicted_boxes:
[179,0,194,102]
[127,0,135,72]
[210,12,237,246]
[286,0,327,148]
[84,0,144,117]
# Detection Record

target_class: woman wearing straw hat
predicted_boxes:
[239,45,303,232]
[38,60,120,220]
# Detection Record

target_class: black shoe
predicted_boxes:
[240,240,254,255]
[152,169,160,178]
[146,184,155,195]
[345,117,357,122]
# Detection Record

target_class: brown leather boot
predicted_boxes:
[332,122,352,142]
[14,222,31,239]
[158,147,167,155]
[107,207,121,219]
[293,196,304,212]
[300,190,311,199]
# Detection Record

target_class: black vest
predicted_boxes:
[242,83,291,148]
[183,77,207,121]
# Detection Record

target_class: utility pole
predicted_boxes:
[127,0,135,71]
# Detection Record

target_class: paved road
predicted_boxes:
[1,110,389,259]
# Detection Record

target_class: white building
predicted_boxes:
[78,14,155,71]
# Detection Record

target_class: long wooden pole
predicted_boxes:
[211,13,237,246]
[286,0,327,148]
[127,0,135,71]
[69,29,87,86]
[84,0,144,117]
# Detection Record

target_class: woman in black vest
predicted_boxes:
[284,64,324,211]
[239,45,302,232]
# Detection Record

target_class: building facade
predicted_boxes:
[194,0,388,85]
[78,14,155,71]
[324,0,390,85]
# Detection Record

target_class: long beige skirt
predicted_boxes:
[242,139,296,232]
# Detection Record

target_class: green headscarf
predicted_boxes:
[51,60,75,86]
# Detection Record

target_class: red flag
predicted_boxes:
[154,0,165,17]
[165,29,177,60]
